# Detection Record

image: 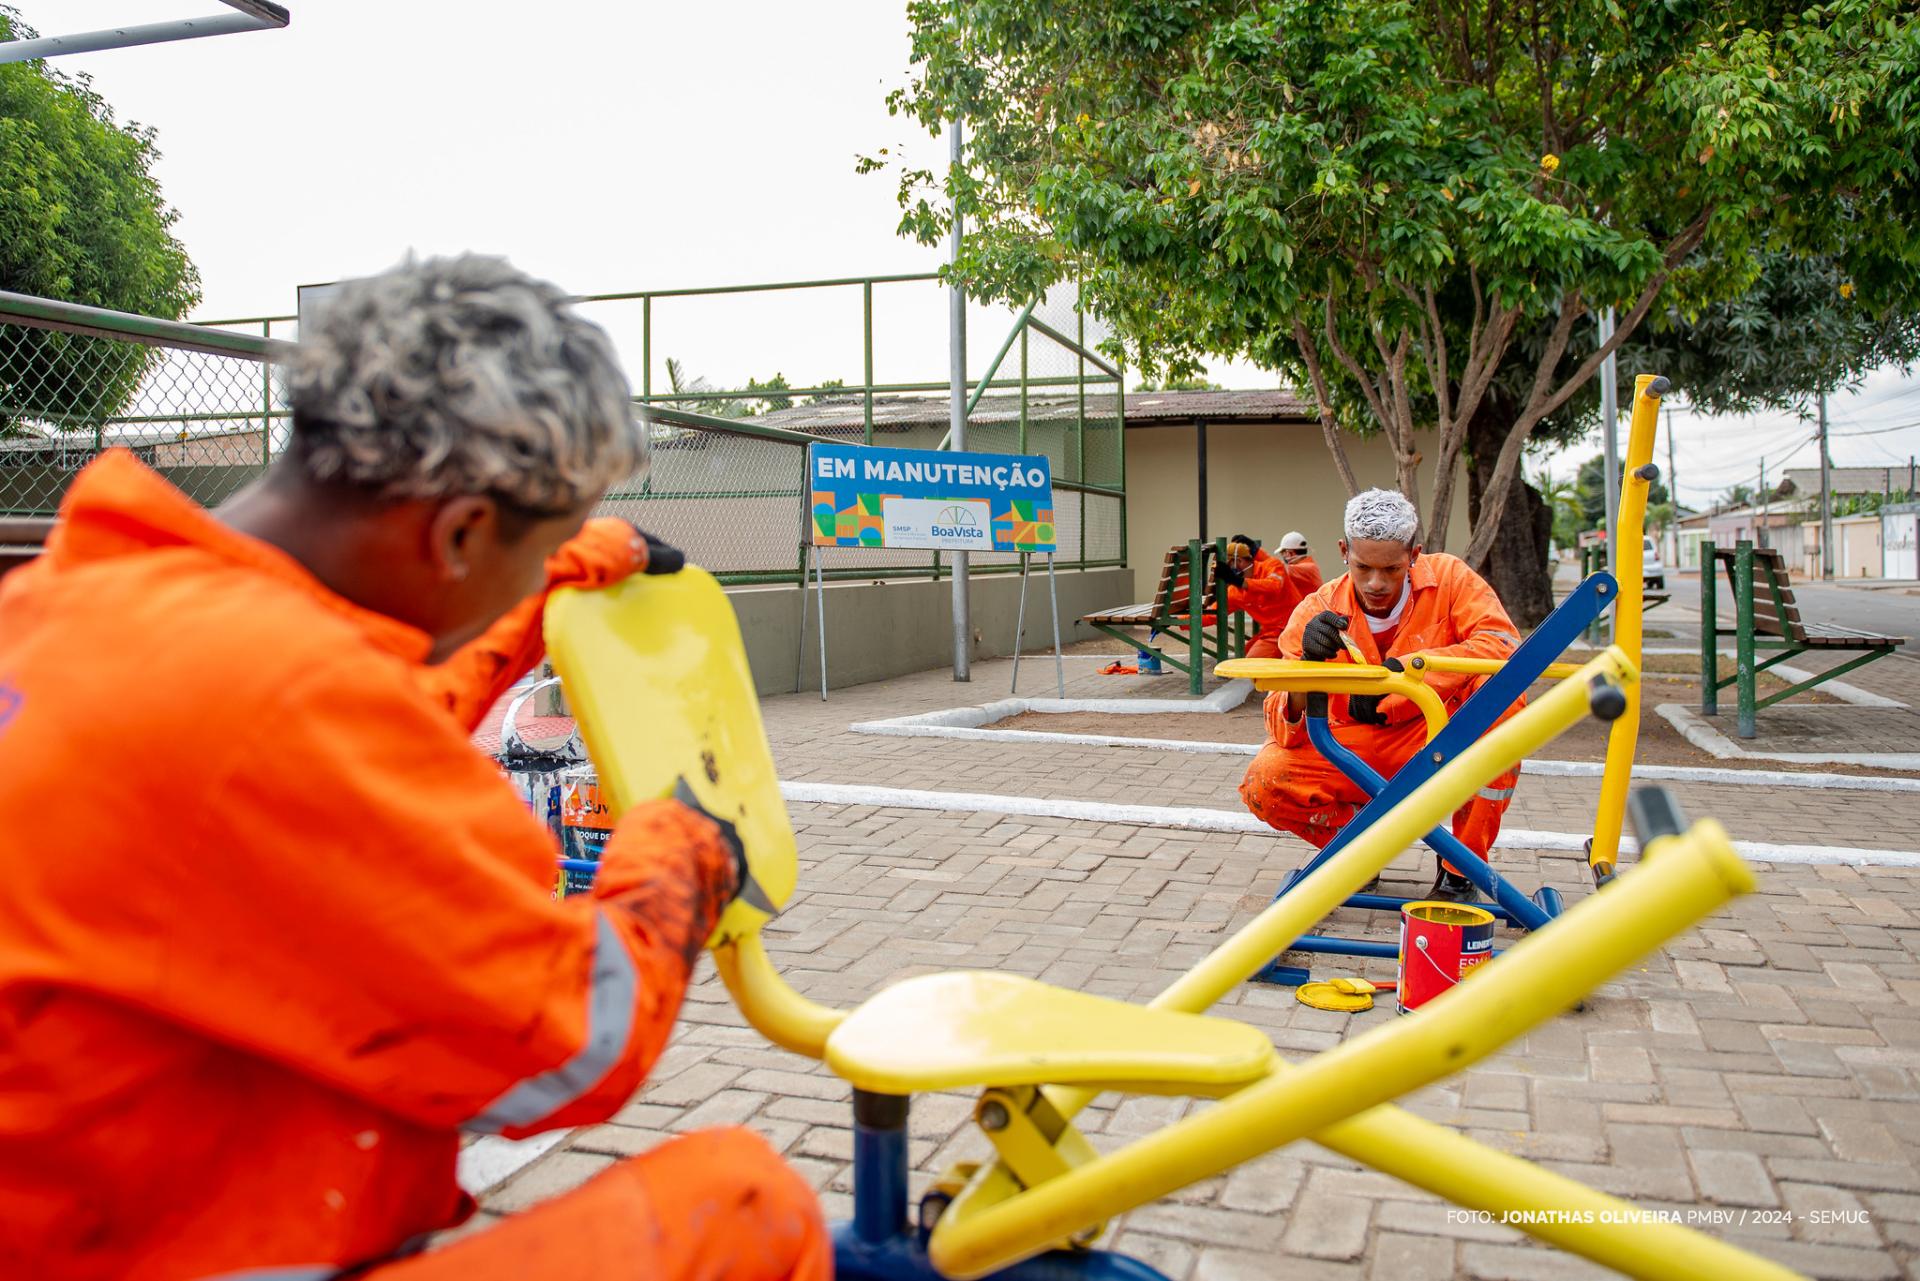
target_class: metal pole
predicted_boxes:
[1011,553,1029,694]
[1196,420,1209,540]
[795,543,809,695]
[1758,458,1767,549]
[949,120,971,682]
[1597,308,1619,585]
[1819,391,1834,579]
[863,281,874,445]
[1665,401,1677,568]
[1048,551,1065,699]
[815,544,829,701]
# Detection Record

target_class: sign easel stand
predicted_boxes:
[1010,550,1065,698]
[794,541,828,701]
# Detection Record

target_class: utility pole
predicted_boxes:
[1818,391,1834,579]
[1665,401,1678,567]
[948,120,970,682]
[1598,309,1619,578]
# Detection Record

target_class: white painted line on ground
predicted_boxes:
[1657,704,1920,772]
[1571,645,1908,708]
[848,680,1253,737]
[851,718,1920,792]
[458,1129,572,1195]
[781,781,1920,868]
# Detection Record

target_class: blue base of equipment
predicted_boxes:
[833,1090,1172,1281]
[1251,574,1615,987]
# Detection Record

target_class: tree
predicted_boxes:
[0,7,200,433]
[876,0,1919,609]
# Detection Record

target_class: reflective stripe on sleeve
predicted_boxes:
[199,1268,337,1280]
[1485,631,1520,649]
[1476,785,1517,803]
[464,910,638,1133]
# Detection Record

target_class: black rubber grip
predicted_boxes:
[1648,375,1671,398]
[1628,787,1688,846]
[1306,691,1330,719]
[1587,674,1627,721]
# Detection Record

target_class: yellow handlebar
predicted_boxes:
[1213,657,1452,741]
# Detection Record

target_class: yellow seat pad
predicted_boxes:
[825,971,1276,1094]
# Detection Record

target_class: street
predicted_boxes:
[1664,569,1920,656]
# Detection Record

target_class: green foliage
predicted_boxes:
[876,0,1920,563]
[1573,452,1668,531]
[0,7,200,433]
[1134,376,1223,392]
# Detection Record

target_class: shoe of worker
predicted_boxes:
[1425,867,1482,904]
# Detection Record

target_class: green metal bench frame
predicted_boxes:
[1700,538,1905,738]
[1081,538,1244,695]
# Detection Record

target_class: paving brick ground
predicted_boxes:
[463,611,1920,1280]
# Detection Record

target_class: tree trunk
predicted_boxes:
[1466,390,1554,628]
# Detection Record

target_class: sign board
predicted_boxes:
[807,442,1055,553]
[295,281,345,339]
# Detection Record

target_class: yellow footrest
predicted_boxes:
[824,971,1276,1095]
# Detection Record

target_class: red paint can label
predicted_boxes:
[1398,901,1497,1014]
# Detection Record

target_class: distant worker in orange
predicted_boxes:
[1216,530,1322,659]
[1238,489,1523,901]
[0,256,828,1281]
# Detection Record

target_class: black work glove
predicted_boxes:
[1216,560,1246,588]
[1230,533,1260,552]
[629,524,686,575]
[1346,656,1404,726]
[672,778,775,913]
[1300,610,1351,662]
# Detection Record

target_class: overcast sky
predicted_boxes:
[27,0,1920,504]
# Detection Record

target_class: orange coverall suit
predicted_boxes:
[1238,552,1523,857]
[0,452,828,1281]
[1227,551,1322,659]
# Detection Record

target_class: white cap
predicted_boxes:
[1279,530,1308,551]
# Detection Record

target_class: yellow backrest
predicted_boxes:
[544,566,798,943]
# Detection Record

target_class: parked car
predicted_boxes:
[1643,534,1665,590]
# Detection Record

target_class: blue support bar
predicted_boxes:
[833,1088,1174,1281]
[1251,574,1617,986]
[1301,717,1552,933]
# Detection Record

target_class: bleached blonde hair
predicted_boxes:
[1344,488,1420,545]
[284,254,644,516]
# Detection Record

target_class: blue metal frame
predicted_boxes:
[1251,574,1616,986]
[834,1091,1173,1281]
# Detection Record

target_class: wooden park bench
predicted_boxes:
[0,517,54,582]
[1081,539,1245,694]
[1701,539,1905,738]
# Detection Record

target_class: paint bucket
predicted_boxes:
[1397,901,1496,1014]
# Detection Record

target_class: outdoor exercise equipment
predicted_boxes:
[542,538,1801,1281]
[1215,373,1671,986]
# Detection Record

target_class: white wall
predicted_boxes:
[1123,422,1471,600]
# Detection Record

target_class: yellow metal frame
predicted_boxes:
[683,652,1795,1279]
[1215,373,1667,877]
[546,451,1800,1280]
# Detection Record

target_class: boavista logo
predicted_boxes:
[933,504,985,539]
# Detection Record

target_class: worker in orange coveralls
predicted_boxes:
[1238,489,1523,902]
[0,256,829,1281]
[1215,530,1322,658]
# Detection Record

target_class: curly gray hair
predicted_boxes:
[284,255,644,515]
[1344,488,1420,545]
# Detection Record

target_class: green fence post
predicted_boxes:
[862,281,874,445]
[1187,538,1205,696]
[1734,540,1757,739]
[261,319,274,464]
[1018,326,1028,456]
[1212,536,1229,666]
[1699,540,1718,715]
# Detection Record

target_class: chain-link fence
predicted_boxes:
[0,276,1124,584]
[0,295,291,516]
